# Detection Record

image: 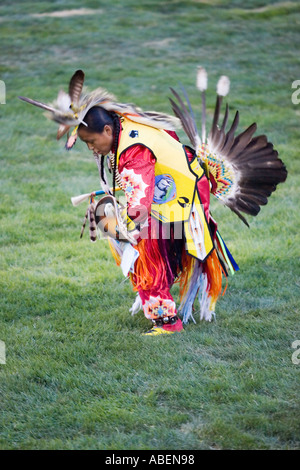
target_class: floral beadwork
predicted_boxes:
[120,168,149,207]
[143,296,176,320]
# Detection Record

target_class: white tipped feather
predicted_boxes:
[217,75,230,97]
[71,192,91,207]
[196,66,208,92]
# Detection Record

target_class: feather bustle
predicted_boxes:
[169,71,287,227]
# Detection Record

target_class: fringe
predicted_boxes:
[215,230,239,274]
[107,221,237,324]
[131,238,170,291]
[179,249,195,303]
[178,249,225,324]
[179,260,202,324]
[198,272,213,321]
[129,220,184,292]
[129,292,143,316]
[204,249,223,312]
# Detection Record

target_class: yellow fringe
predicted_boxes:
[179,249,196,303]
[107,238,121,267]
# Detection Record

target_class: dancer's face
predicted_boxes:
[78,125,113,155]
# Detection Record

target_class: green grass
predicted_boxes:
[0,0,299,450]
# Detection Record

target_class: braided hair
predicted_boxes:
[78,106,121,195]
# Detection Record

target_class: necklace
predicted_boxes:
[108,151,123,190]
[93,151,123,195]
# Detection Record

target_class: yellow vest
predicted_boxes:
[116,118,213,261]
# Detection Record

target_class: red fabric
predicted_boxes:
[138,285,175,306]
[118,145,155,223]
[197,175,210,221]
[164,129,180,141]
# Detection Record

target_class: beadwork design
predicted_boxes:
[198,143,236,200]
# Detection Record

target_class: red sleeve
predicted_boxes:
[118,145,155,223]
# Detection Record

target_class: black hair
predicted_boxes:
[79,106,121,195]
[79,106,114,133]
[79,106,120,153]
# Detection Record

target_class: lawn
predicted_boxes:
[0,0,299,450]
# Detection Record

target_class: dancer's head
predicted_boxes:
[78,107,117,155]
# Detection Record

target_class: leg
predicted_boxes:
[132,218,184,334]
[138,285,183,334]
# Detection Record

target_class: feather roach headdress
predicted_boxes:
[169,67,287,226]
[19,69,180,150]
